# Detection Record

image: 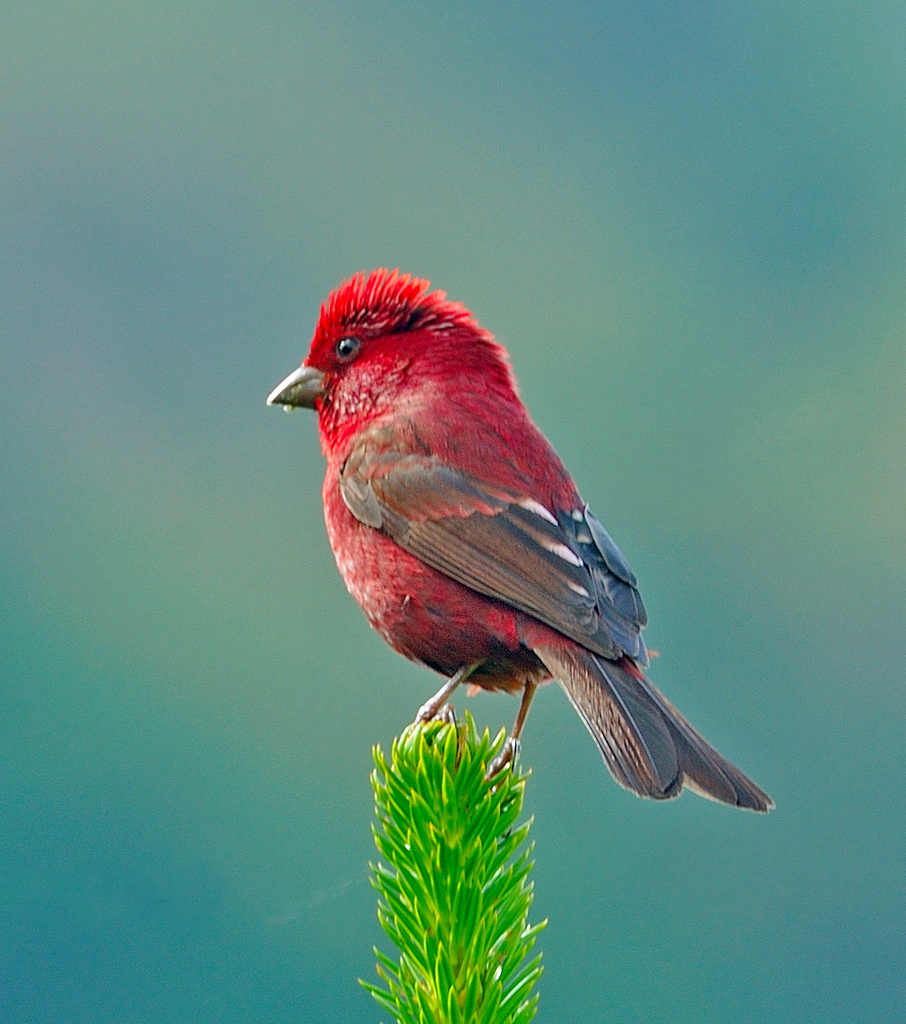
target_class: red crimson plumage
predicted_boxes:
[268,269,773,811]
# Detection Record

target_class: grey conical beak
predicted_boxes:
[266,365,325,409]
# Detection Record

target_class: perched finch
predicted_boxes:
[268,269,772,811]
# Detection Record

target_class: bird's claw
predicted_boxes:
[437,704,456,727]
[485,737,521,781]
[415,701,456,727]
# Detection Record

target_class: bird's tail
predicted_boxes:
[533,643,773,812]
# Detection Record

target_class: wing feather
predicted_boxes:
[339,436,647,661]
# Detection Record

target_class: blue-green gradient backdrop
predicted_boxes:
[2,3,904,1021]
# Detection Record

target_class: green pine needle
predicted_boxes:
[363,714,545,1024]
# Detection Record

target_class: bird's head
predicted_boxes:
[267,269,519,455]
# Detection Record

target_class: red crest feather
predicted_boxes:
[313,269,479,347]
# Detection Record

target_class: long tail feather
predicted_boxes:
[533,644,773,812]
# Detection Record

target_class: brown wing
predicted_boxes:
[339,439,648,663]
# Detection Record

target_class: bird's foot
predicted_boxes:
[485,736,521,781]
[436,704,456,727]
[414,700,456,727]
[413,663,479,727]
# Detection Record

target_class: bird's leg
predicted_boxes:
[486,680,538,779]
[415,662,482,725]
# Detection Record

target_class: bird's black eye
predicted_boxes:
[334,336,361,362]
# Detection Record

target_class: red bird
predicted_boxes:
[268,269,772,811]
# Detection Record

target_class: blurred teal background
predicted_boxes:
[2,3,904,1021]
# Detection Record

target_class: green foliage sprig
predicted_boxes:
[363,714,545,1024]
